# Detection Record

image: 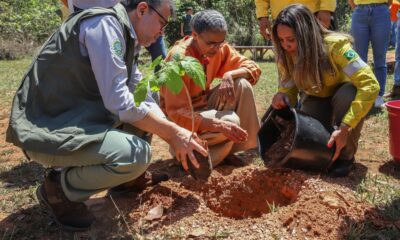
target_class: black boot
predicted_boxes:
[36,170,94,232]
[327,158,355,177]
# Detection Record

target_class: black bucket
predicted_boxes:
[258,107,335,171]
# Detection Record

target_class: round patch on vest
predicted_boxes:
[112,39,123,57]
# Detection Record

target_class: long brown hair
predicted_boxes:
[272,4,336,93]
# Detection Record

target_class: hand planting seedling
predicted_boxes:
[134,54,212,180]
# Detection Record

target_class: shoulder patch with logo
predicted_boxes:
[111,39,123,57]
[343,49,358,61]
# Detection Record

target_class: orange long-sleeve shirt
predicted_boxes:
[160,36,261,132]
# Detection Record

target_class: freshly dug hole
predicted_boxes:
[202,168,304,219]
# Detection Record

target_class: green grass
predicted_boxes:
[356,173,400,206]
[0,57,32,108]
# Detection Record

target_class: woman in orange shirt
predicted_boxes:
[161,10,262,166]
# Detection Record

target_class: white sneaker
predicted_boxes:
[374,96,385,108]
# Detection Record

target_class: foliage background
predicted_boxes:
[0,0,61,59]
[0,0,353,59]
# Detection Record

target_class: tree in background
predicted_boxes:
[0,0,61,59]
[0,0,352,59]
[336,0,352,33]
[0,0,61,42]
[164,0,263,47]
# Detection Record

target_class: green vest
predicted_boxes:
[6,4,136,155]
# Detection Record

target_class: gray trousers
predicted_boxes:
[27,125,151,202]
[300,82,364,161]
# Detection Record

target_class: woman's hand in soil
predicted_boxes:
[327,125,350,161]
[218,120,248,143]
[170,128,208,171]
[272,93,290,109]
[219,72,235,104]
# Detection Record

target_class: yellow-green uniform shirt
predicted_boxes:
[255,0,337,19]
[353,0,388,5]
[278,35,379,128]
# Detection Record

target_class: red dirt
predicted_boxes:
[0,108,399,239]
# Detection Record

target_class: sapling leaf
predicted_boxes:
[149,55,163,71]
[172,53,183,62]
[132,56,205,107]
[133,75,149,106]
[162,62,183,94]
[149,75,160,92]
[178,63,186,76]
[181,56,206,90]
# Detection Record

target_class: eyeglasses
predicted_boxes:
[206,40,226,49]
[148,4,169,31]
[199,34,226,49]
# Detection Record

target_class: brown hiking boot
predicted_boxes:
[108,171,169,195]
[36,170,94,232]
[384,85,400,98]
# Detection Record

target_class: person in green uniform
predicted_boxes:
[6,0,207,232]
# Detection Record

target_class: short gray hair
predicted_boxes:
[190,10,227,34]
[121,0,176,19]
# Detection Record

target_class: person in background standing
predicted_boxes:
[389,0,400,48]
[349,0,392,108]
[386,0,400,98]
[255,0,337,40]
[180,6,193,37]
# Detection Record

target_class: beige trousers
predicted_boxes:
[199,78,260,166]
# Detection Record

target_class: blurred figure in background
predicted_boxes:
[180,6,193,37]
[349,0,392,108]
[255,0,337,40]
[386,0,400,98]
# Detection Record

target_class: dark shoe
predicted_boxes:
[384,85,400,98]
[108,171,169,195]
[36,170,94,232]
[327,158,355,177]
[223,154,250,167]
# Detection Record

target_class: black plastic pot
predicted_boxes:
[258,107,335,171]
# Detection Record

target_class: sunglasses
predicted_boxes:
[148,4,169,31]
